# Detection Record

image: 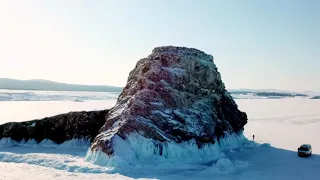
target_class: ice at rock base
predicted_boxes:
[85,132,248,169]
[0,132,249,174]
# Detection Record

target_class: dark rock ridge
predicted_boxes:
[310,96,320,99]
[0,110,109,143]
[91,46,247,156]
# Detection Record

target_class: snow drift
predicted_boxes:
[88,46,247,166]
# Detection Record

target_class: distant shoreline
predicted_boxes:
[0,78,123,92]
[0,88,122,93]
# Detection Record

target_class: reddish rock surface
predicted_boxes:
[91,46,247,155]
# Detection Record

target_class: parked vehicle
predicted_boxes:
[297,144,312,157]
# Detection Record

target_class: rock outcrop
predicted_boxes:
[0,110,109,143]
[310,96,320,99]
[90,46,247,156]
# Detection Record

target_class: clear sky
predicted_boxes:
[0,0,319,91]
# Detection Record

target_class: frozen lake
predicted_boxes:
[0,100,116,123]
[0,90,320,179]
[1,96,319,155]
[0,90,119,123]
[238,99,320,154]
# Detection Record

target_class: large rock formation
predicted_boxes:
[90,46,247,156]
[0,110,108,143]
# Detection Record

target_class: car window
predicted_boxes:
[299,147,309,151]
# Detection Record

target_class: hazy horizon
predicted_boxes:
[2,77,320,94]
[0,1,319,91]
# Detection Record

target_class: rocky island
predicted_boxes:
[87,46,247,164]
[0,46,247,166]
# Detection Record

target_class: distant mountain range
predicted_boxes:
[1,78,319,99]
[0,78,123,92]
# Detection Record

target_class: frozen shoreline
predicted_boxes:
[1,98,320,179]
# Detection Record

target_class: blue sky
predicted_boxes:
[0,0,319,91]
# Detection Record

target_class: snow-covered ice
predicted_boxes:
[207,158,235,173]
[0,162,138,180]
[0,100,116,123]
[0,90,120,101]
[239,99,320,153]
[1,94,320,179]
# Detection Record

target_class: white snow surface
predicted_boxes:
[1,96,320,179]
[0,100,116,123]
[0,162,145,180]
[0,90,120,101]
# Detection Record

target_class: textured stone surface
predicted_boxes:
[0,110,109,143]
[91,46,247,155]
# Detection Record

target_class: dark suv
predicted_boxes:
[298,144,312,157]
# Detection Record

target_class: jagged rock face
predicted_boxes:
[91,46,247,155]
[0,110,109,143]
